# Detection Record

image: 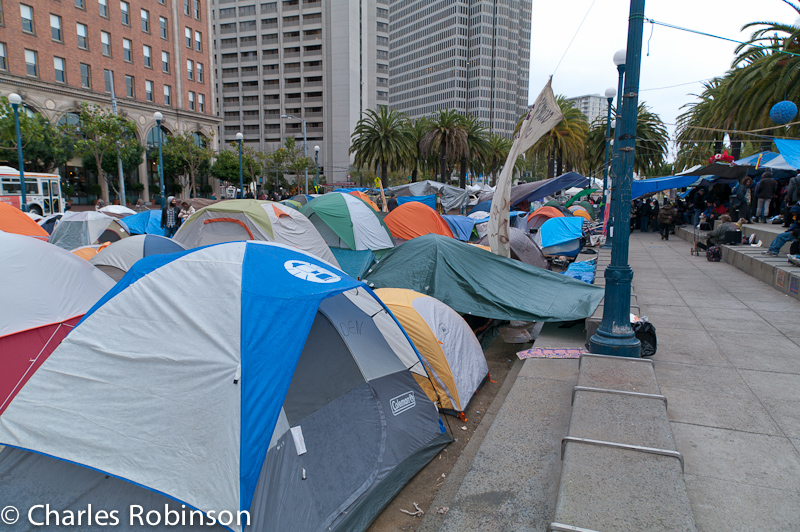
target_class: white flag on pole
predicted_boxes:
[488,78,563,257]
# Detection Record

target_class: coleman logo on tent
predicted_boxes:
[284,260,341,284]
[390,391,416,416]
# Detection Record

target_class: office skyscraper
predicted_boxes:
[388,0,531,137]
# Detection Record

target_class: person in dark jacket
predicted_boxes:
[763,202,800,256]
[696,214,736,250]
[657,200,675,240]
[730,176,752,222]
[161,196,181,238]
[692,188,706,226]
[754,171,777,223]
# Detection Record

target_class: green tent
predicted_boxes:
[565,188,597,207]
[363,235,603,322]
[577,200,595,218]
[301,193,394,253]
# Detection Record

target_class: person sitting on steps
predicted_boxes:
[695,214,736,251]
[763,201,800,257]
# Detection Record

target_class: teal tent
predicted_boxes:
[362,235,603,322]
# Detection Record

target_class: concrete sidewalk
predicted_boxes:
[426,231,800,531]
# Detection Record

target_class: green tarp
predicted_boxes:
[363,235,604,322]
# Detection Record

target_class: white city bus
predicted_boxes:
[0,166,65,215]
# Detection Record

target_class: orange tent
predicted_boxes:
[0,203,49,240]
[527,206,566,231]
[384,202,454,241]
[71,242,112,261]
[349,190,379,211]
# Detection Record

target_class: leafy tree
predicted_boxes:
[520,95,588,178]
[281,137,312,189]
[0,112,75,173]
[0,97,43,162]
[163,132,214,198]
[484,134,513,186]
[405,117,429,182]
[350,106,413,188]
[458,114,490,189]
[68,104,140,204]
[420,108,468,183]
[210,143,263,195]
[82,142,144,186]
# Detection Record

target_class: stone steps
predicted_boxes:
[550,354,696,532]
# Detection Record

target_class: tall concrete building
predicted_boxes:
[565,94,608,126]
[388,0,531,138]
[211,0,388,187]
[0,0,220,205]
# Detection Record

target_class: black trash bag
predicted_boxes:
[632,320,657,357]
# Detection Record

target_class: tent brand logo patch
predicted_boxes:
[390,391,416,416]
[284,260,341,284]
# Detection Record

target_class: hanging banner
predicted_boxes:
[488,78,563,257]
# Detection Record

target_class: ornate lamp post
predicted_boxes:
[601,87,616,218]
[281,114,308,195]
[604,49,627,248]
[314,145,320,192]
[153,112,165,209]
[8,93,27,212]
[236,132,244,198]
[589,3,645,358]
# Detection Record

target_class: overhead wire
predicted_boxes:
[552,0,598,75]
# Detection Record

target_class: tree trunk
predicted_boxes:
[459,156,467,189]
[556,148,563,177]
[381,161,388,188]
[411,160,418,183]
[97,162,111,204]
[714,140,722,155]
[547,146,555,179]
[440,139,448,183]
[731,135,741,160]
[491,161,498,187]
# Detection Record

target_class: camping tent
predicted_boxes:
[121,210,163,235]
[0,232,115,415]
[48,211,130,250]
[477,227,549,269]
[0,203,49,240]
[174,199,339,267]
[535,217,584,257]
[0,241,450,532]
[374,288,488,417]
[383,202,454,242]
[384,180,469,212]
[348,190,379,211]
[476,172,589,208]
[99,205,137,218]
[577,201,595,218]
[568,205,592,221]
[37,213,63,234]
[527,206,566,231]
[363,235,603,322]
[71,242,111,260]
[301,193,394,253]
[441,214,477,242]
[89,234,186,281]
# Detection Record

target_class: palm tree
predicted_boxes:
[520,96,589,178]
[484,134,513,186]
[420,108,468,183]
[349,106,414,188]
[405,117,428,183]
[458,114,490,188]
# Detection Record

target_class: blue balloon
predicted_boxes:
[770,101,798,125]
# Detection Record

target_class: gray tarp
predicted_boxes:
[384,180,469,212]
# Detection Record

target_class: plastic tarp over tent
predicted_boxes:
[384,202,454,242]
[363,235,603,322]
[301,193,394,253]
[774,139,800,169]
[631,174,703,199]
[174,199,339,267]
[89,234,186,281]
[476,172,589,208]
[441,214,476,241]
[0,232,115,415]
[374,288,488,417]
[0,241,450,532]
[735,150,796,171]
[121,210,163,235]
[384,180,469,212]
[536,217,583,257]
[0,203,49,240]
[49,211,130,250]
[397,195,436,209]
[477,227,549,269]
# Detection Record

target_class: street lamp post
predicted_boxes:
[281,114,308,195]
[601,87,616,218]
[314,145,320,192]
[605,49,627,249]
[153,112,165,209]
[236,132,244,198]
[8,93,27,212]
[589,2,645,358]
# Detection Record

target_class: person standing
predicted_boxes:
[658,200,675,240]
[754,171,777,223]
[640,199,651,232]
[731,176,752,223]
[692,188,706,226]
[161,196,181,238]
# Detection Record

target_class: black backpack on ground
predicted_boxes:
[706,245,722,262]
[632,320,657,357]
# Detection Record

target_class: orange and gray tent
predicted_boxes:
[89,234,186,281]
[173,199,340,267]
[375,288,488,418]
[568,205,592,221]
[383,202,453,242]
[527,206,566,231]
[0,202,49,240]
[349,190,379,211]
[49,211,130,250]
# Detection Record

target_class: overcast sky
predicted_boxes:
[528,0,798,158]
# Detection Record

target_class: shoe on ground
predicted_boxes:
[789,254,800,266]
[762,250,778,256]
[748,234,757,245]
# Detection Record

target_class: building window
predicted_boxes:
[75,0,85,8]
[24,49,37,77]
[120,1,129,24]
[77,23,88,48]
[125,74,134,97]
[98,0,108,17]
[20,4,34,33]
[183,0,189,15]
[188,91,195,111]
[54,56,66,82]
[185,27,191,48]
[186,59,193,80]
[163,85,171,105]
[103,69,112,92]
[198,93,204,112]
[101,31,111,56]
[0,43,7,70]
[145,80,153,101]
[161,50,169,72]
[195,30,202,51]
[196,62,203,82]
[159,16,167,38]
[123,38,132,61]
[141,8,149,32]
[0,0,4,26]
[193,0,200,19]
[143,44,152,67]
[80,63,91,87]
[50,14,62,41]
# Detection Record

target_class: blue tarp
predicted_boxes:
[631,174,701,199]
[441,215,476,241]
[328,247,376,280]
[397,195,436,209]
[774,139,800,169]
[122,210,163,236]
[473,172,589,211]
[540,217,583,248]
[472,211,527,225]
[332,188,370,193]
[564,260,596,284]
